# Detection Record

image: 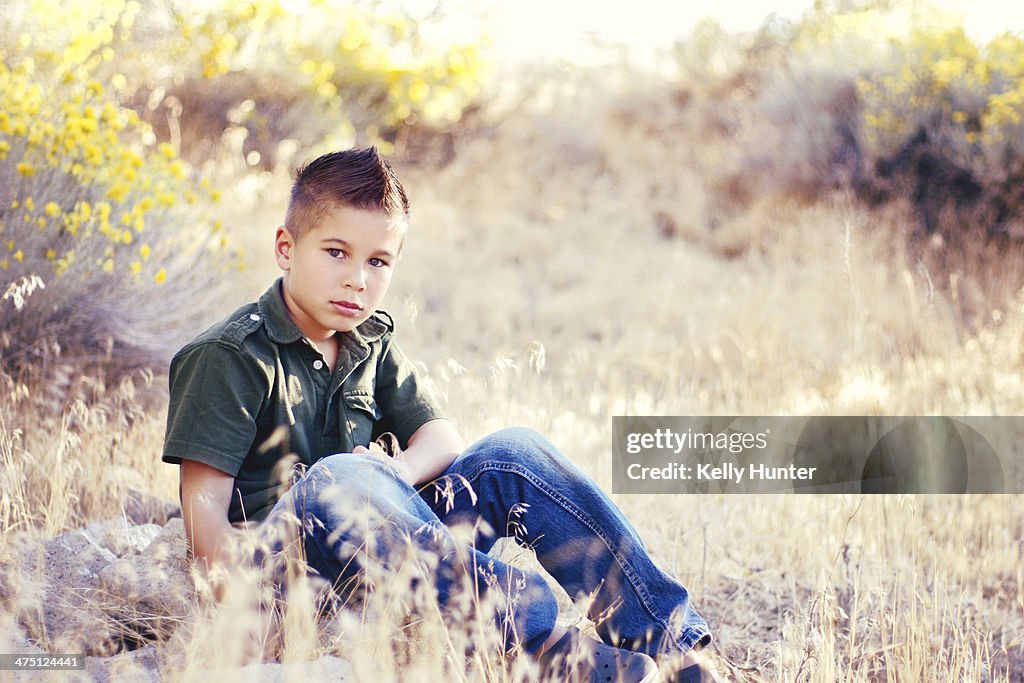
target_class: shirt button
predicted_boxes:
[249,314,260,321]
[313,359,324,370]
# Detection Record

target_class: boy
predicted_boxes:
[162,148,718,682]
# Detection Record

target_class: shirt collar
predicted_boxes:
[257,278,392,346]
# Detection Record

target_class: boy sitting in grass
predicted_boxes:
[162,147,719,682]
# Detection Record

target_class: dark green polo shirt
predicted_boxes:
[162,278,444,523]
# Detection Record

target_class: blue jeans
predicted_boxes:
[263,427,711,658]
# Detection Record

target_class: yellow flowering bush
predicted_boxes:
[856,27,1024,163]
[694,0,1024,240]
[95,0,487,164]
[183,0,484,123]
[0,22,229,380]
[0,0,482,383]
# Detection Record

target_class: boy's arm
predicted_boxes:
[403,418,464,484]
[180,459,243,593]
[180,459,280,660]
[356,418,463,486]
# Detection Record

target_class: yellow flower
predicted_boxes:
[139,244,151,260]
[13,249,24,262]
[16,162,35,177]
[102,258,114,273]
[131,260,141,274]
[45,202,61,217]
[107,183,129,203]
[153,267,167,284]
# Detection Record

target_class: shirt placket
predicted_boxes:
[325,334,371,454]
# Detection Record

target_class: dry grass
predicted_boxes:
[2,63,1023,682]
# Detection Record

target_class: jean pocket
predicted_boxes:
[343,392,381,447]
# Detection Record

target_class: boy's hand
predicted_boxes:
[351,420,463,487]
[352,442,415,485]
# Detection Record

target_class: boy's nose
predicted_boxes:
[343,265,366,291]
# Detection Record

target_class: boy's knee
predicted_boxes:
[457,426,578,474]
[309,452,396,479]
[470,426,555,462]
[299,453,408,506]
[488,425,549,448]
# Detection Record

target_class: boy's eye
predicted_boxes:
[368,257,389,268]
[326,248,344,258]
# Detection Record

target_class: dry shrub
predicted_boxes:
[0,59,235,395]
[661,2,1024,327]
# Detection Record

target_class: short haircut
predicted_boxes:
[285,147,410,240]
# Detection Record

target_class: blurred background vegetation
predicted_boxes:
[0,0,487,396]
[2,0,1023,398]
[2,0,1024,678]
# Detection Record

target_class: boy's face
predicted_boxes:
[275,206,404,341]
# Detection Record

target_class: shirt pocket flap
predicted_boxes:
[343,392,382,421]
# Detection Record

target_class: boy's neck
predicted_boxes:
[310,333,340,373]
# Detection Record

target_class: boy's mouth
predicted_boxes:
[332,300,363,317]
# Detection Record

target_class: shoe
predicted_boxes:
[670,659,723,682]
[537,628,658,683]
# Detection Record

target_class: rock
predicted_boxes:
[123,487,181,526]
[46,528,118,578]
[0,518,194,658]
[2,528,124,656]
[102,523,162,558]
[0,612,43,655]
[86,644,162,683]
[97,517,194,643]
[0,530,43,602]
[234,655,354,682]
[82,518,127,548]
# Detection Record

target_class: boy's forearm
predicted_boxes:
[189,515,241,572]
[185,506,249,603]
[401,418,465,485]
[180,459,244,597]
[403,446,460,485]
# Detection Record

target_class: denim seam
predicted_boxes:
[449,459,694,652]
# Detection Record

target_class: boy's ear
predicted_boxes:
[274,226,294,271]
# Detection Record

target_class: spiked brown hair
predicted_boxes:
[284,147,410,240]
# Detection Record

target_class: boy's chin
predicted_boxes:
[331,315,368,334]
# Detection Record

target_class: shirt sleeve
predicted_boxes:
[162,340,270,476]
[373,339,446,448]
